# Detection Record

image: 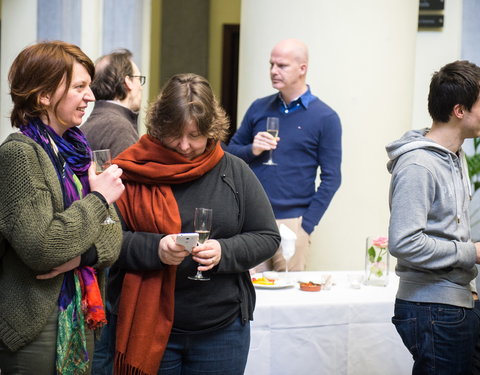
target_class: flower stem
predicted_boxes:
[367,247,387,281]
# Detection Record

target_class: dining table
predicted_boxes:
[244,271,414,375]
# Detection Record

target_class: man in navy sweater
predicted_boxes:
[227,38,342,271]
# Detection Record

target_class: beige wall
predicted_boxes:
[208,0,241,99]
[238,0,419,271]
[412,1,463,129]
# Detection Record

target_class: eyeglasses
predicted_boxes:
[129,75,146,86]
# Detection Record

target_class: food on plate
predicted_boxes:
[251,276,276,285]
[299,281,322,292]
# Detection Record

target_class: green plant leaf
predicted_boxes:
[466,151,480,192]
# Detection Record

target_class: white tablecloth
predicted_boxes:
[245,271,413,375]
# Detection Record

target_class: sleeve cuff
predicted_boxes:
[91,191,109,209]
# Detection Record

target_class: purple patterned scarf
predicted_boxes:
[20,118,91,207]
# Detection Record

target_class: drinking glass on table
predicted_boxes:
[263,117,279,166]
[92,149,115,225]
[282,244,295,274]
[188,208,213,281]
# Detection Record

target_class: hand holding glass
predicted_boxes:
[92,149,115,225]
[188,208,213,281]
[263,117,279,166]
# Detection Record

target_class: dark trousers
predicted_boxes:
[393,298,480,375]
[91,309,116,375]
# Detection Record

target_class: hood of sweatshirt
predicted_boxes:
[386,127,472,223]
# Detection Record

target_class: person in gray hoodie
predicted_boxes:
[386,60,480,375]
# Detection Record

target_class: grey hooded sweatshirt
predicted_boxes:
[386,128,477,308]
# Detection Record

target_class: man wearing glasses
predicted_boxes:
[82,48,144,158]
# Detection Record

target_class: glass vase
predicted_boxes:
[364,236,389,286]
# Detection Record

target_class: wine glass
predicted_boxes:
[263,117,279,166]
[92,149,115,225]
[188,208,213,281]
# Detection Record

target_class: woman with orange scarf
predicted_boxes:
[106,73,280,375]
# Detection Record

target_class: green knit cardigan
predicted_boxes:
[0,133,122,351]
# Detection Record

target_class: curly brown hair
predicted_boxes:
[8,40,94,128]
[146,73,229,142]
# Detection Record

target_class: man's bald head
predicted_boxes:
[271,39,309,66]
[269,39,309,102]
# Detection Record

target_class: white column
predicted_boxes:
[0,0,38,141]
[139,0,151,135]
[81,0,103,61]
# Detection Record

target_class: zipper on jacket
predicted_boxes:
[221,173,240,216]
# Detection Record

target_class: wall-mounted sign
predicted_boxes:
[418,14,444,28]
[419,0,445,11]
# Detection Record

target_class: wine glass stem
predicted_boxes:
[269,150,273,162]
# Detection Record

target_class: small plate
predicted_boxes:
[252,279,295,289]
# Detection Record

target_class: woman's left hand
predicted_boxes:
[36,255,81,280]
[191,239,221,271]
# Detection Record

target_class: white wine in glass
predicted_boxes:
[263,117,279,166]
[188,208,213,281]
[196,230,210,244]
[92,149,115,225]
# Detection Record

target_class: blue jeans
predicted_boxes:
[91,309,116,375]
[158,317,250,375]
[392,298,480,375]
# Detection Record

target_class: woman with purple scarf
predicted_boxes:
[0,41,124,374]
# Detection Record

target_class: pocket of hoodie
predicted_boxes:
[443,265,478,286]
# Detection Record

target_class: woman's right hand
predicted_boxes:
[158,234,190,265]
[88,162,125,204]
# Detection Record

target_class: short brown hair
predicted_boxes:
[146,73,229,142]
[428,60,480,123]
[8,40,95,127]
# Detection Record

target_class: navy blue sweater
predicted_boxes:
[227,91,342,234]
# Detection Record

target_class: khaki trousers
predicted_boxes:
[0,309,93,375]
[254,217,311,272]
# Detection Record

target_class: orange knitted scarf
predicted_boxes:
[113,134,224,375]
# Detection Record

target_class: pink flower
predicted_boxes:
[372,236,388,249]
